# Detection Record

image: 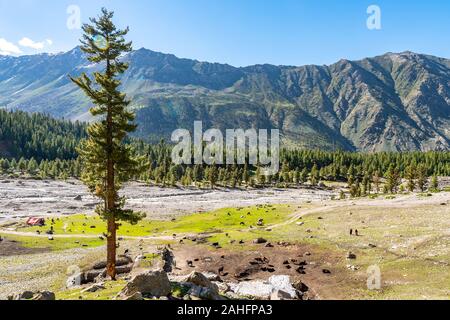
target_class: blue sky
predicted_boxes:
[0,0,449,66]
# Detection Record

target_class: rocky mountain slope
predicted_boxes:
[1,48,449,151]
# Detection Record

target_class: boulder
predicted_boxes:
[19,291,34,300]
[92,255,133,270]
[270,290,292,300]
[32,291,56,301]
[119,291,144,301]
[66,273,85,288]
[119,270,171,297]
[202,272,222,282]
[267,275,297,298]
[9,291,55,300]
[84,269,106,283]
[228,275,297,300]
[228,281,274,299]
[188,285,224,300]
[183,272,218,292]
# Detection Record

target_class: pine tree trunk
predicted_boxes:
[106,214,117,280]
[106,136,117,279]
[105,56,117,280]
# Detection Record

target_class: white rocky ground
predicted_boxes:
[0,179,335,222]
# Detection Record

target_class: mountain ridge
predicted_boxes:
[1,47,449,152]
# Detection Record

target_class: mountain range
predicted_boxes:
[1,47,449,151]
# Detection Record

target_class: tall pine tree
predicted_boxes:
[70,8,144,280]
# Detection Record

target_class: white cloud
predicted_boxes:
[19,37,47,50]
[0,38,22,55]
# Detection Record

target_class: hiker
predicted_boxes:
[355,229,359,236]
[350,229,353,236]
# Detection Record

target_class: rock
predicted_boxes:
[183,272,218,292]
[264,243,274,248]
[82,283,106,293]
[322,269,331,274]
[203,272,222,282]
[121,270,171,297]
[270,290,292,300]
[228,275,297,300]
[268,275,297,298]
[292,280,309,293]
[10,291,56,300]
[93,256,133,270]
[74,195,83,201]
[66,273,84,288]
[19,291,35,300]
[253,238,268,244]
[120,292,144,301]
[32,291,56,301]
[230,281,263,297]
[296,222,305,226]
[84,269,106,283]
[215,282,230,293]
[133,255,145,268]
[188,285,223,300]
[116,265,133,275]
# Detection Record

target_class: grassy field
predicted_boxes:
[1,193,449,300]
[18,204,296,238]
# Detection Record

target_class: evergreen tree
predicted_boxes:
[70,8,144,280]
[431,175,439,191]
[385,165,401,194]
[310,164,319,186]
[405,164,416,192]
[416,164,428,192]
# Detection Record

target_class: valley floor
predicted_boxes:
[0,179,449,300]
[0,179,334,222]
